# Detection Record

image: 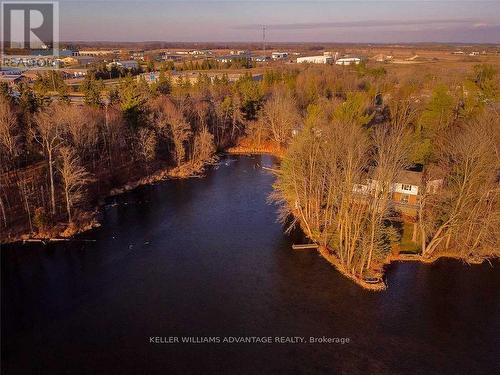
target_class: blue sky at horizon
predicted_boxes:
[58,1,500,43]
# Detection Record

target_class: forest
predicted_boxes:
[1,62,499,284]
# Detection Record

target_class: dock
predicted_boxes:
[262,166,279,173]
[292,243,319,250]
[22,238,96,245]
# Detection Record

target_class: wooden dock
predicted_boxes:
[22,238,96,245]
[262,166,278,173]
[292,243,319,250]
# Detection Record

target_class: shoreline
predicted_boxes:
[0,160,215,245]
[317,245,387,291]
[2,146,496,293]
[1,140,279,244]
[317,245,494,292]
[221,145,498,291]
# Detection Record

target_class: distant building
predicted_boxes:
[60,55,96,66]
[469,51,480,56]
[296,55,332,64]
[107,60,139,70]
[60,69,87,79]
[131,51,145,61]
[59,49,80,57]
[335,57,361,66]
[253,56,271,62]
[372,54,393,62]
[230,50,250,56]
[189,50,212,56]
[160,52,183,61]
[216,55,250,63]
[271,52,288,60]
[79,50,119,57]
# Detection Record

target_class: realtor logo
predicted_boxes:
[1,1,59,56]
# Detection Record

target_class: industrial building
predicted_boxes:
[271,52,288,60]
[335,57,361,66]
[296,55,333,64]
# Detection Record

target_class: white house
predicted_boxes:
[336,57,361,66]
[296,55,333,64]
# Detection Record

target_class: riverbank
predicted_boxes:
[312,233,494,291]
[227,143,390,291]
[0,139,275,244]
[299,216,495,291]
[226,138,285,157]
[4,152,498,375]
[387,252,489,266]
[226,143,498,291]
[3,149,494,293]
[318,245,387,291]
[0,160,215,245]
[315,243,494,291]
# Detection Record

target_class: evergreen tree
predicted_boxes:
[81,72,104,108]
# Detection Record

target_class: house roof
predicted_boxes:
[369,167,423,186]
[424,164,447,181]
[396,170,423,186]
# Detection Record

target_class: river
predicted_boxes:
[2,155,499,374]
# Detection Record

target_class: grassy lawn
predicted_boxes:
[399,222,421,254]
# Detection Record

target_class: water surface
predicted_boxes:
[2,155,499,374]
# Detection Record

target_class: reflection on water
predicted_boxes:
[2,155,499,374]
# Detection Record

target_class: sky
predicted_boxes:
[58,1,500,43]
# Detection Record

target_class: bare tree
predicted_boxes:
[33,103,66,215]
[136,127,157,164]
[262,90,301,146]
[245,118,270,148]
[191,126,215,168]
[420,113,499,259]
[362,121,411,272]
[0,97,20,171]
[104,107,127,167]
[149,97,191,166]
[58,147,92,224]
[63,106,101,164]
[273,99,411,278]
